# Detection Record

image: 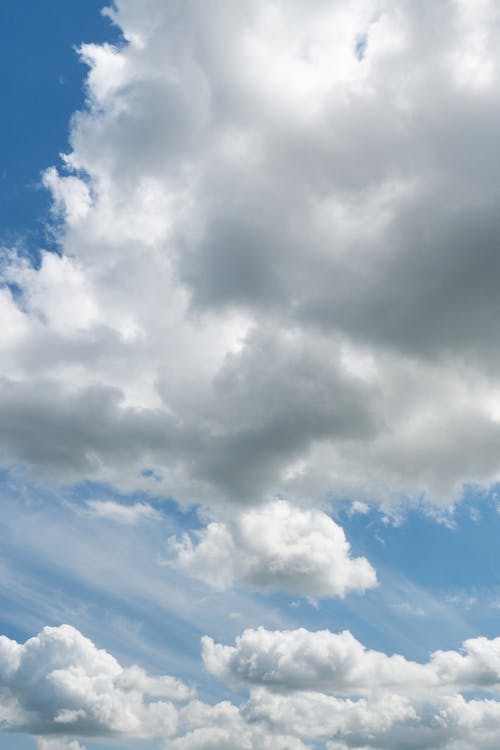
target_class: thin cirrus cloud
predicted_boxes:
[2,0,500,510]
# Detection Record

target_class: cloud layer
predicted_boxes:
[6,623,500,750]
[2,0,500,509]
[203,626,500,750]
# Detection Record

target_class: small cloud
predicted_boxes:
[349,500,370,516]
[444,591,477,610]
[84,499,160,524]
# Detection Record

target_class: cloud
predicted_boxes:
[202,626,431,694]
[202,626,500,696]
[37,740,86,750]
[172,700,309,750]
[171,500,376,597]
[0,624,189,737]
[198,625,500,750]
[245,688,500,750]
[5,623,500,749]
[1,0,500,513]
[0,623,306,749]
[84,499,160,524]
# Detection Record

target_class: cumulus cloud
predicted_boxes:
[202,627,431,694]
[199,626,500,750]
[1,0,500,508]
[245,689,500,750]
[202,626,500,696]
[0,624,189,737]
[0,624,312,748]
[4,625,500,750]
[5,624,500,749]
[171,500,376,597]
[172,700,308,750]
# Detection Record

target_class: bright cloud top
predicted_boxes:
[171,500,376,597]
[1,0,500,509]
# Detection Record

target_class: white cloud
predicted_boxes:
[202,626,433,695]
[1,0,500,511]
[37,740,86,750]
[170,500,376,598]
[84,499,160,524]
[0,624,188,737]
[197,626,500,750]
[5,624,500,749]
[202,626,500,697]
[172,700,309,750]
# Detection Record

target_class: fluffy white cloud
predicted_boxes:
[171,500,376,597]
[202,626,500,696]
[0,624,189,737]
[246,689,500,750]
[199,626,500,750]
[172,700,308,750]
[202,627,431,694]
[1,0,500,510]
[5,624,500,750]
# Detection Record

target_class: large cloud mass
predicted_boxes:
[7,624,500,750]
[203,626,500,750]
[2,0,500,508]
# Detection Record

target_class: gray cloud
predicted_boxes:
[3,0,500,514]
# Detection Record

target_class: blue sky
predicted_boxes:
[2,2,500,750]
[0,0,121,250]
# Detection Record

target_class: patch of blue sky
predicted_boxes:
[4,468,500,669]
[0,470,289,699]
[319,488,500,658]
[0,0,123,257]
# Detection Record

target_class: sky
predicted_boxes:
[2,1,500,749]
